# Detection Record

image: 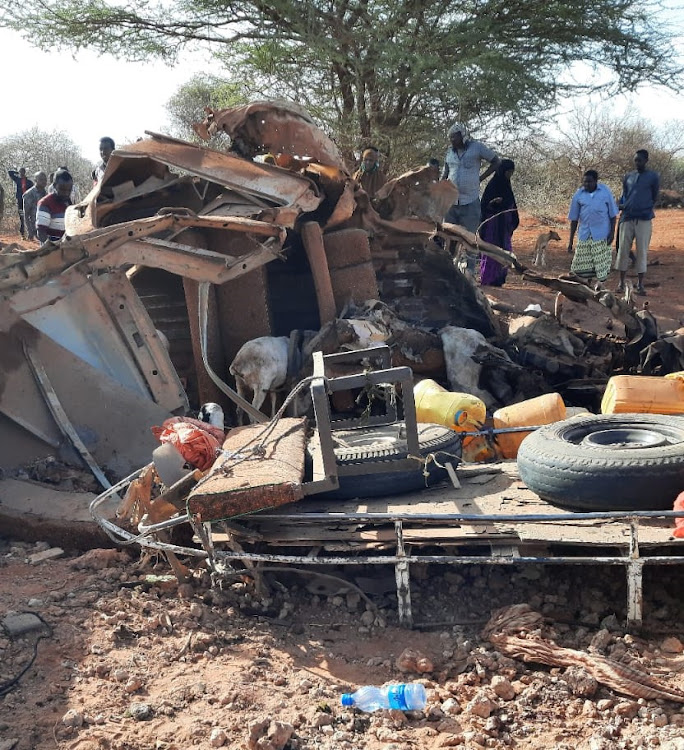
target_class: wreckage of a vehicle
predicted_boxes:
[2,101,684,629]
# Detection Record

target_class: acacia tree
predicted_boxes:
[1,0,681,167]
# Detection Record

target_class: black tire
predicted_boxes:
[321,423,462,499]
[517,413,684,511]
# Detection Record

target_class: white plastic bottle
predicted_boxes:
[340,683,427,712]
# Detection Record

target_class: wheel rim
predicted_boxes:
[581,428,669,449]
[560,418,684,448]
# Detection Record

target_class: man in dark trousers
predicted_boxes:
[8,167,34,238]
[36,169,73,243]
[615,149,659,296]
[22,171,48,241]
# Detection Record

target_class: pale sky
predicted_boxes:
[2,17,684,165]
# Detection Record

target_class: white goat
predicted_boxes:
[229,336,290,423]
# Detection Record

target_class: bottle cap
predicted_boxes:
[341,694,353,707]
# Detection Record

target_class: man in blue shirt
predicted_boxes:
[442,122,500,271]
[567,169,618,289]
[615,149,659,296]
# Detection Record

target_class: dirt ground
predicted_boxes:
[2,212,684,750]
[1,541,684,750]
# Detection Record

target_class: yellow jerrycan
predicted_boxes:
[493,392,566,459]
[601,374,684,415]
[413,379,486,432]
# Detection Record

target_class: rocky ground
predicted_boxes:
[1,539,684,750]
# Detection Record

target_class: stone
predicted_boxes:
[564,666,598,698]
[2,612,45,637]
[210,728,227,747]
[615,701,639,719]
[312,713,333,728]
[661,637,684,654]
[0,741,19,750]
[466,695,496,719]
[653,714,669,728]
[490,675,515,701]
[441,698,461,715]
[396,648,434,673]
[360,610,375,627]
[61,709,84,728]
[29,547,64,564]
[128,703,153,721]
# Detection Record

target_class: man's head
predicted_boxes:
[53,169,73,201]
[360,147,379,172]
[448,122,469,149]
[99,137,115,164]
[19,167,26,177]
[34,171,48,190]
[583,169,599,192]
[634,149,649,172]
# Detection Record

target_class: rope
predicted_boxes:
[407,449,463,481]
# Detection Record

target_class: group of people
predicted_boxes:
[439,123,659,294]
[354,124,659,295]
[7,136,116,243]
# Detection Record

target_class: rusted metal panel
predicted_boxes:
[194,101,346,170]
[108,133,323,215]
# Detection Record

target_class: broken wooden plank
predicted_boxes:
[187,417,307,519]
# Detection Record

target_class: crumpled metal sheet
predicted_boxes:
[194,100,347,171]
[374,165,459,224]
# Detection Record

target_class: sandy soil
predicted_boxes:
[1,541,684,750]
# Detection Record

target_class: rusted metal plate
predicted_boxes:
[187,418,308,519]
[374,165,459,223]
[108,133,322,215]
[195,101,346,169]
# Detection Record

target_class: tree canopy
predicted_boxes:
[2,0,681,167]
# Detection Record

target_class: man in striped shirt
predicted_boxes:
[36,169,73,243]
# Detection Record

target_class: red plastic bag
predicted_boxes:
[161,416,225,443]
[673,492,684,539]
[151,420,221,471]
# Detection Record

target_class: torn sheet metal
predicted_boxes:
[374,165,459,224]
[194,101,346,170]
[0,305,173,477]
[69,132,322,235]
[10,270,186,413]
[1,213,286,293]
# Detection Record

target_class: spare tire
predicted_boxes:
[517,413,684,511]
[321,423,462,499]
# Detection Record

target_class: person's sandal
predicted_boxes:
[636,285,647,296]
[616,283,625,293]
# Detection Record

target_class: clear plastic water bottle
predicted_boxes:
[340,683,427,712]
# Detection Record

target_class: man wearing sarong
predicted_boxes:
[567,169,618,289]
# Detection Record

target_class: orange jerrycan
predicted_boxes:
[414,379,486,432]
[601,375,684,415]
[493,392,566,459]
